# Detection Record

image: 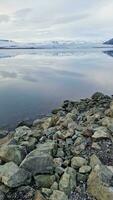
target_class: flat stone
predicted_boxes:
[0,162,31,188]
[50,190,68,200]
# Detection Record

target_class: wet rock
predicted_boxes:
[0,145,26,165]
[0,162,31,187]
[50,190,68,200]
[71,156,88,169]
[34,175,55,188]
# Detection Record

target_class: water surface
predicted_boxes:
[0,46,113,128]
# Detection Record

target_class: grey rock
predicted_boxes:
[59,167,76,195]
[0,162,31,188]
[0,145,26,165]
[71,156,88,169]
[20,152,54,175]
[79,165,91,174]
[36,140,57,156]
[50,190,68,200]
[34,175,55,188]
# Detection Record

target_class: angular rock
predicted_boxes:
[71,156,88,169]
[87,164,113,200]
[79,165,91,174]
[41,188,52,197]
[0,162,31,188]
[92,129,110,140]
[20,152,54,175]
[34,175,55,188]
[90,154,102,169]
[34,190,46,200]
[50,190,68,200]
[36,140,57,156]
[59,167,76,195]
[0,145,26,165]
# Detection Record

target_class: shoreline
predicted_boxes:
[0,92,113,200]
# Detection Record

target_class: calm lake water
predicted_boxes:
[0,46,113,128]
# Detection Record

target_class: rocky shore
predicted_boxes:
[0,92,113,200]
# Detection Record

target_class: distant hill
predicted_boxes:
[104,38,113,45]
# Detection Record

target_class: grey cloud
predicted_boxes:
[0,14,10,23]
[0,71,17,78]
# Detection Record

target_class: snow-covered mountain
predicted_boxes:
[0,39,99,49]
[0,40,19,48]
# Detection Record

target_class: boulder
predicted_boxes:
[36,140,57,156]
[87,164,113,200]
[20,152,54,175]
[59,167,76,195]
[92,129,110,141]
[90,154,102,169]
[71,156,88,169]
[34,175,55,188]
[0,162,31,188]
[14,126,32,139]
[50,190,68,200]
[0,145,26,165]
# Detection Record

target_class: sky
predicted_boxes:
[0,0,113,42]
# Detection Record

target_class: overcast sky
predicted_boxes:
[0,0,113,42]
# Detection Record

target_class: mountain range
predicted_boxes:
[104,38,113,45]
[0,39,99,49]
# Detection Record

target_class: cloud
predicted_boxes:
[0,14,10,23]
[0,0,113,41]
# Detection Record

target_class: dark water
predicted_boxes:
[0,47,113,128]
